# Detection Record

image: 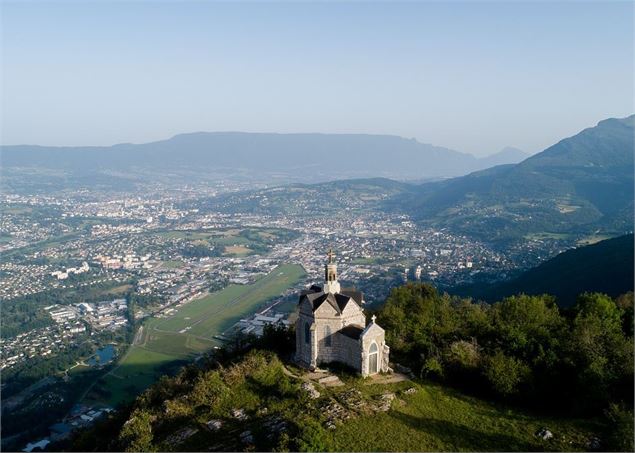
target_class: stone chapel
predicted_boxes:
[294,250,390,376]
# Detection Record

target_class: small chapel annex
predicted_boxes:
[295,250,390,376]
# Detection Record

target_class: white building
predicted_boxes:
[295,251,390,376]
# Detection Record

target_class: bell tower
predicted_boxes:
[324,249,341,294]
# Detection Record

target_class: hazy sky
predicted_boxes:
[1,1,633,156]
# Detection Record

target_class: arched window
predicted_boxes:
[324,325,332,347]
[304,322,311,344]
[368,342,379,374]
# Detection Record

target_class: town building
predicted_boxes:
[295,250,390,376]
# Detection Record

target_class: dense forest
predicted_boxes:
[377,285,633,416]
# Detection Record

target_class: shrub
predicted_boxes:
[445,339,480,369]
[483,351,530,396]
[294,416,334,452]
[118,408,155,452]
[421,357,444,379]
[163,397,193,419]
[189,370,228,408]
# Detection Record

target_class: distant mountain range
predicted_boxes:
[2,115,632,245]
[450,234,635,307]
[0,132,527,182]
[477,146,529,169]
[198,116,634,244]
[393,115,635,241]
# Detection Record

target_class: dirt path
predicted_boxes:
[282,364,410,387]
[364,372,411,385]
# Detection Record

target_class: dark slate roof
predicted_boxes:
[338,325,364,340]
[299,289,358,314]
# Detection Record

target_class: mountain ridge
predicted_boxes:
[0,132,529,181]
[478,146,529,168]
[450,234,635,306]
[393,115,635,242]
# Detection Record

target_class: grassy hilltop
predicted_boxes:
[72,350,603,452]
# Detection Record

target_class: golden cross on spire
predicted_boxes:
[327,248,335,264]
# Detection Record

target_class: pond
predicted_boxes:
[87,344,116,366]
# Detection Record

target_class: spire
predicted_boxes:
[323,248,340,294]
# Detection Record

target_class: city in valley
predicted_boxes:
[1,178,572,450]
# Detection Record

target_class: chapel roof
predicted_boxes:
[338,325,364,340]
[360,319,385,338]
[299,284,363,314]
[301,291,354,314]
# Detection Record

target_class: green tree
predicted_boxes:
[568,293,634,411]
[454,299,490,338]
[489,294,564,366]
[615,292,634,337]
[379,283,458,366]
[444,339,480,371]
[483,350,530,396]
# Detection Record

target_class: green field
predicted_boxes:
[155,264,306,338]
[577,234,614,246]
[155,227,298,256]
[96,348,183,405]
[161,259,185,269]
[84,264,306,407]
[95,283,132,296]
[524,232,572,241]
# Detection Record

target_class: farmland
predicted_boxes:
[155,227,299,256]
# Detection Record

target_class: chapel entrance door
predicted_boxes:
[368,342,379,374]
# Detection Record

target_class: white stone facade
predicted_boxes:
[294,256,390,376]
